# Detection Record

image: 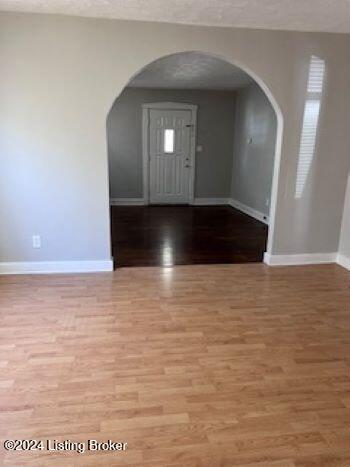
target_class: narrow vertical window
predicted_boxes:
[295,55,325,199]
[164,129,174,153]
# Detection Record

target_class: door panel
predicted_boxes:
[149,109,192,204]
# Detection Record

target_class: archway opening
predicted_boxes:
[106,51,282,267]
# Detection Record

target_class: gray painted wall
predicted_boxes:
[339,174,350,260]
[230,83,277,216]
[1,12,350,264]
[107,87,236,199]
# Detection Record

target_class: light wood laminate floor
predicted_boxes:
[1,263,350,466]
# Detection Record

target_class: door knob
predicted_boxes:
[185,164,192,168]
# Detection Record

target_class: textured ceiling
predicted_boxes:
[128,52,253,90]
[1,0,350,33]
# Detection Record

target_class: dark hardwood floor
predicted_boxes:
[111,205,268,267]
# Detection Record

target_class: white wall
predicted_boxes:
[338,174,350,268]
[107,87,236,199]
[1,12,350,270]
[231,83,277,217]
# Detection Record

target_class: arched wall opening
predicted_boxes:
[106,51,284,267]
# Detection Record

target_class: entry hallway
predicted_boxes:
[1,264,350,466]
[111,205,268,267]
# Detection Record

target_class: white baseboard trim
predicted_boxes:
[229,198,269,225]
[264,252,337,266]
[1,255,348,274]
[193,198,230,206]
[0,260,114,275]
[110,198,145,206]
[337,253,350,271]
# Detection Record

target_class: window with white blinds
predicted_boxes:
[295,56,325,199]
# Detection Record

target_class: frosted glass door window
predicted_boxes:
[164,129,174,153]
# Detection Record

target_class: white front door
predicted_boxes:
[149,108,192,204]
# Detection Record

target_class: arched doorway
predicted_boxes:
[106,51,283,267]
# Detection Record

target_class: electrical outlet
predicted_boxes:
[32,235,41,249]
[265,197,270,207]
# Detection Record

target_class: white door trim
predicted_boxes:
[142,102,197,204]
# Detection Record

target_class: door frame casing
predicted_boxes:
[142,102,198,205]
